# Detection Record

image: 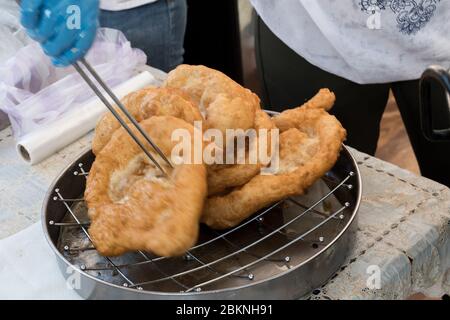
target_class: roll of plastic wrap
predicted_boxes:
[16,71,157,165]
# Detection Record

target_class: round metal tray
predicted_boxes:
[42,146,361,300]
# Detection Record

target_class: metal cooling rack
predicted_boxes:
[48,161,356,295]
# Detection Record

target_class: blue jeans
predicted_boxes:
[100,0,187,72]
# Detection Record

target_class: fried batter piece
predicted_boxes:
[92,87,203,155]
[85,116,207,257]
[202,90,346,229]
[274,88,336,131]
[164,64,260,134]
[165,65,276,195]
[206,109,277,195]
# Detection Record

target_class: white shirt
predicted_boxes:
[251,0,450,84]
[100,0,157,11]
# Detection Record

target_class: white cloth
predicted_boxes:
[0,223,82,300]
[100,0,157,11]
[251,0,450,84]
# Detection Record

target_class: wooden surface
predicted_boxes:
[376,93,420,175]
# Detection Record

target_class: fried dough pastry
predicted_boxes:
[92,87,203,155]
[207,110,277,195]
[165,65,276,195]
[85,116,207,257]
[274,88,336,131]
[202,90,346,229]
[164,65,260,135]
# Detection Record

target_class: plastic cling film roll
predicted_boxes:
[16,71,157,165]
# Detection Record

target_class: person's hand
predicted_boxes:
[20,0,99,66]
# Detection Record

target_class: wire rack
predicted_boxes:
[46,154,358,296]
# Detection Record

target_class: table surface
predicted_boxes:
[1,127,449,299]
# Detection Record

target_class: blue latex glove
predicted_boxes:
[20,0,99,66]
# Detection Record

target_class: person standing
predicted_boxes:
[251,0,450,186]
[20,0,187,72]
[99,0,187,72]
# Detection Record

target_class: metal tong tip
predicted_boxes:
[73,58,173,176]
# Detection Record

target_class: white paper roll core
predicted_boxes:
[16,71,158,165]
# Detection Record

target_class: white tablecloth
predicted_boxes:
[0,222,81,300]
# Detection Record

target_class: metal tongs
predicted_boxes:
[16,0,170,173]
[73,59,172,175]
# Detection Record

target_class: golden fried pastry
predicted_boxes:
[164,64,260,135]
[85,116,207,257]
[92,87,203,155]
[273,88,336,131]
[303,88,335,111]
[165,65,276,195]
[207,110,277,195]
[202,90,346,229]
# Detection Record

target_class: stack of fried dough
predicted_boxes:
[85,65,346,257]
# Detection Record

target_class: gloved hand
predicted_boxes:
[20,0,99,66]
